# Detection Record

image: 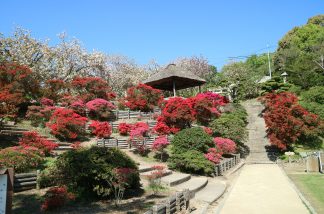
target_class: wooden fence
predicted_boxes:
[14,171,39,192]
[88,108,161,121]
[144,189,191,214]
[97,136,159,149]
[214,154,241,176]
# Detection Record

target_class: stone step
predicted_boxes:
[138,165,154,173]
[54,146,73,151]
[173,177,208,194]
[140,170,172,179]
[161,172,191,187]
[194,180,227,203]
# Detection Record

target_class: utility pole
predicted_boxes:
[267,44,272,78]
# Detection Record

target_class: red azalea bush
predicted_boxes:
[89,120,112,138]
[71,76,116,102]
[214,137,236,154]
[153,122,171,135]
[260,92,322,150]
[189,92,227,125]
[204,148,222,164]
[41,186,75,212]
[19,131,58,156]
[86,98,116,120]
[118,123,132,135]
[46,108,88,140]
[0,146,44,173]
[44,79,66,102]
[0,62,40,119]
[124,83,163,112]
[159,97,195,130]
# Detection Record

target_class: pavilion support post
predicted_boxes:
[198,85,201,93]
[173,80,176,97]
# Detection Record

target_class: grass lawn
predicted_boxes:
[288,173,324,213]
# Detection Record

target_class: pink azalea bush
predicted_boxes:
[214,137,237,154]
[152,136,170,161]
[204,148,222,164]
[86,98,116,120]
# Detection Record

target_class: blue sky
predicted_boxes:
[1,0,323,69]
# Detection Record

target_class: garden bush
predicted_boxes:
[41,186,75,211]
[210,113,247,143]
[214,137,236,154]
[159,97,195,130]
[0,146,44,173]
[26,105,56,127]
[204,148,222,164]
[169,150,214,175]
[19,131,58,156]
[89,120,112,138]
[50,147,140,198]
[189,92,227,125]
[71,76,116,102]
[0,62,40,119]
[69,100,86,116]
[260,92,323,150]
[46,108,87,140]
[43,79,66,102]
[300,86,324,119]
[118,122,132,135]
[171,127,214,154]
[86,98,116,120]
[124,83,163,112]
[152,136,170,161]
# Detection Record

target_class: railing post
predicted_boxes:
[128,109,130,119]
[152,205,158,214]
[176,192,181,211]
[116,110,119,120]
[165,198,171,214]
[36,169,40,190]
[184,189,190,212]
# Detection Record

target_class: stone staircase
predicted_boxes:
[139,165,227,210]
[0,123,73,154]
[242,100,278,164]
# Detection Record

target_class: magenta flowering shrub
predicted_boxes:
[214,137,237,154]
[86,98,116,120]
[129,122,150,138]
[40,97,54,106]
[204,148,222,164]
[70,100,86,116]
[89,120,112,138]
[152,136,170,152]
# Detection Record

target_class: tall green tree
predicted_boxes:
[273,15,324,89]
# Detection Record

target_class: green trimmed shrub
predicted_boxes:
[171,127,214,154]
[168,150,214,175]
[169,128,214,175]
[49,147,140,198]
[210,113,247,143]
[300,86,324,119]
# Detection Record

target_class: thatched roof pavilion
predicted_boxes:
[143,64,206,96]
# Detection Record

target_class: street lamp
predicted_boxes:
[281,72,288,83]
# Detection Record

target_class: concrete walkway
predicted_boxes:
[219,100,309,214]
[220,164,309,214]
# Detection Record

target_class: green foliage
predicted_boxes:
[273,15,324,89]
[210,112,247,144]
[171,127,214,154]
[168,150,214,175]
[169,128,214,175]
[300,86,324,120]
[260,76,291,94]
[49,147,140,198]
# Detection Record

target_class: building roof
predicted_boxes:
[143,64,206,91]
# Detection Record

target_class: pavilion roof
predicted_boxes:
[143,64,206,91]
